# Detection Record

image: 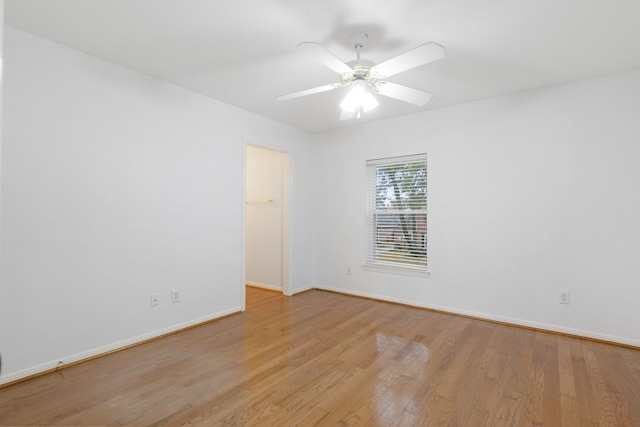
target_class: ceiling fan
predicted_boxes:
[277,32,445,120]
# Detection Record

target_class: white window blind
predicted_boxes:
[366,154,427,272]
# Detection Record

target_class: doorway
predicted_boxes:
[243,145,290,309]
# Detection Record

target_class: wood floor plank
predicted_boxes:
[1,287,640,426]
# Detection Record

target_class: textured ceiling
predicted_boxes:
[6,0,640,133]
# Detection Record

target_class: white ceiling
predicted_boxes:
[5,0,640,133]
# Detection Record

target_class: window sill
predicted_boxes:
[361,264,431,278]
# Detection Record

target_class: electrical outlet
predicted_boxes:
[559,290,571,305]
[346,266,352,275]
[151,293,159,307]
[171,289,181,303]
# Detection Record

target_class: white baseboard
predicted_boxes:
[246,281,282,292]
[0,307,241,386]
[314,284,640,349]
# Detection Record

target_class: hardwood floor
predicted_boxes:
[1,287,640,426]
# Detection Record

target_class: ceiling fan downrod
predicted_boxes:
[349,32,368,63]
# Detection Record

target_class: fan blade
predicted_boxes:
[277,83,341,101]
[374,82,433,106]
[339,108,357,121]
[370,42,444,78]
[298,42,353,75]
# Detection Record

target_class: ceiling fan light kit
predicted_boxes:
[339,79,379,113]
[277,32,444,120]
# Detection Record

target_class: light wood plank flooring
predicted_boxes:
[1,287,640,426]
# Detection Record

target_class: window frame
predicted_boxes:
[362,154,430,278]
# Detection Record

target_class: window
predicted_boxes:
[365,154,428,275]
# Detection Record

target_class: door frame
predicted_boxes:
[241,141,292,311]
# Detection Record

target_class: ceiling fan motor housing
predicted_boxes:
[342,61,375,86]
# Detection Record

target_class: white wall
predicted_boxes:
[314,68,640,346]
[246,146,284,291]
[0,27,315,383]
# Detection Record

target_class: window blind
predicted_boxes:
[366,154,427,271]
